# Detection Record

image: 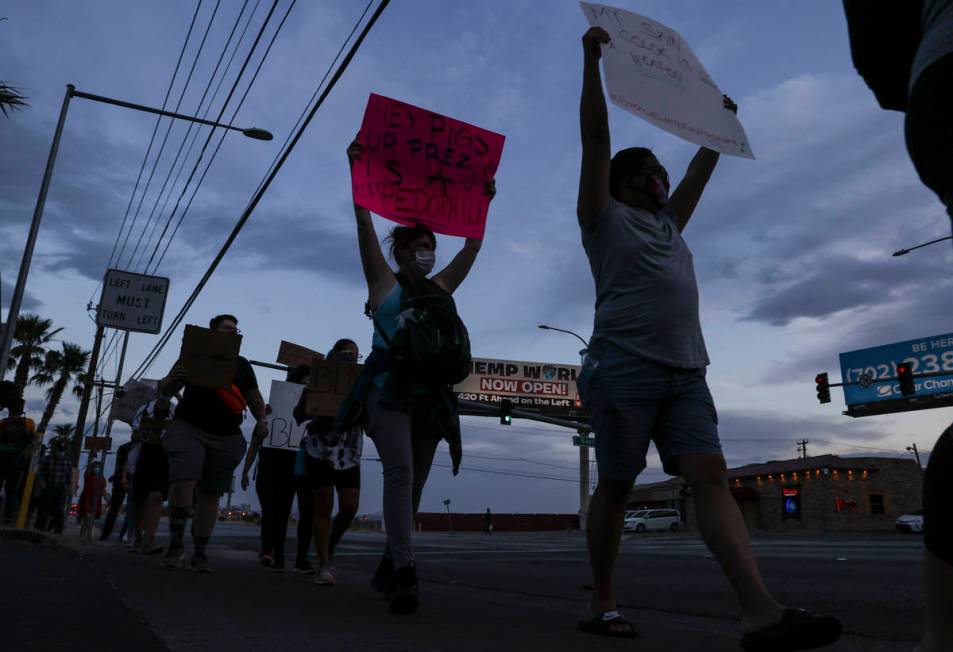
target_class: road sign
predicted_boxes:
[454,357,584,416]
[573,435,595,447]
[84,436,112,452]
[97,269,170,334]
[839,332,953,417]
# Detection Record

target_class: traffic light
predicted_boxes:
[815,373,830,404]
[500,399,512,425]
[896,362,915,396]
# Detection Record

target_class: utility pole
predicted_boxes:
[907,444,922,468]
[797,439,809,459]
[71,324,105,466]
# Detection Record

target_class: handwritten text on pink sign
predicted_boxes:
[351,94,505,238]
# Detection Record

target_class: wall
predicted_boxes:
[416,512,580,532]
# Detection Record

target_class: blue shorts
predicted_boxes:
[578,340,722,481]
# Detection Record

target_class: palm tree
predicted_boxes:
[32,343,89,434]
[52,424,73,438]
[6,314,62,395]
[0,20,29,117]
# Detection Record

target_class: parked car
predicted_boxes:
[624,510,647,521]
[895,509,923,534]
[625,509,681,533]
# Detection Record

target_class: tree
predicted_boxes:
[6,314,63,395]
[0,19,29,117]
[32,342,89,434]
[52,424,73,438]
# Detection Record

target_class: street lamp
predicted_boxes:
[538,324,590,355]
[892,234,952,257]
[0,84,273,384]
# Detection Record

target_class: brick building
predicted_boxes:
[629,455,922,532]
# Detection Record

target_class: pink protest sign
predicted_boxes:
[351,93,505,239]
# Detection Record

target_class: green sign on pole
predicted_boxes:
[573,435,595,447]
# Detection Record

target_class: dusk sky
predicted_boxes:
[2,0,951,516]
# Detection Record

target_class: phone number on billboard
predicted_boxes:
[844,352,953,383]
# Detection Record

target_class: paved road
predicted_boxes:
[4,526,924,651]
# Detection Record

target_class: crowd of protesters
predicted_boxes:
[2,4,950,650]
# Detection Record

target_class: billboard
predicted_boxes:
[839,332,953,417]
[454,357,583,415]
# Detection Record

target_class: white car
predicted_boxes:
[895,510,923,534]
[625,509,681,533]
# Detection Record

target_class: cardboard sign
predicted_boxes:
[180,325,241,389]
[581,2,754,159]
[276,340,324,369]
[84,436,112,452]
[305,359,363,418]
[351,93,506,238]
[454,357,583,415]
[263,380,309,451]
[109,379,159,425]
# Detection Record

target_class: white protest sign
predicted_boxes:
[97,269,170,334]
[109,379,159,425]
[263,380,308,451]
[581,2,754,159]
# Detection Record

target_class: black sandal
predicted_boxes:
[578,610,638,638]
[740,608,841,651]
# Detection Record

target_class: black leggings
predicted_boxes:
[924,423,953,566]
[905,52,953,223]
[255,449,313,563]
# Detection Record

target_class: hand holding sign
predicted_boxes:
[350,94,505,239]
[580,2,754,158]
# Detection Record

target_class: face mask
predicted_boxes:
[625,173,669,206]
[415,250,436,275]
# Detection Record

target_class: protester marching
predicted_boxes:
[6,3,953,651]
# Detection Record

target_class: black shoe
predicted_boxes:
[268,559,286,573]
[388,563,420,615]
[293,559,316,575]
[371,556,395,595]
[740,608,841,652]
[189,553,214,574]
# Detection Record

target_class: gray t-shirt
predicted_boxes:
[581,197,709,368]
[911,0,953,88]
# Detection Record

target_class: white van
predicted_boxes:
[624,509,681,533]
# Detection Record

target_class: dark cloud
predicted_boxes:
[0,277,41,312]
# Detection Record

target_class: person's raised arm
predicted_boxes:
[668,95,737,232]
[577,27,612,227]
[432,181,496,294]
[347,136,395,309]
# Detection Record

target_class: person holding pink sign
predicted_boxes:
[339,134,496,615]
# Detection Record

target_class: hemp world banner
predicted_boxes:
[581,2,755,159]
[351,93,506,238]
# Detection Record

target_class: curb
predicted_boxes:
[0,526,78,548]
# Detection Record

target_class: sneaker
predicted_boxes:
[141,540,165,556]
[388,563,420,614]
[189,554,214,574]
[314,566,336,586]
[259,551,274,568]
[293,560,316,575]
[268,559,286,573]
[371,556,395,595]
[160,546,185,569]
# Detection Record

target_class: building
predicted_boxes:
[628,455,922,532]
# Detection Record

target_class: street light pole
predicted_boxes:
[0,84,274,385]
[539,324,592,530]
[892,235,953,257]
[907,443,922,468]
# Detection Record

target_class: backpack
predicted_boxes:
[0,417,33,453]
[372,274,472,386]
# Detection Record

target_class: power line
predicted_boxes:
[88,0,204,307]
[140,0,282,274]
[150,0,296,273]
[129,0,257,274]
[132,0,391,379]
[117,0,224,271]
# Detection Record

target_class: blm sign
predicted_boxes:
[454,357,583,416]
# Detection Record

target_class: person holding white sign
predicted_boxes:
[574,27,841,649]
